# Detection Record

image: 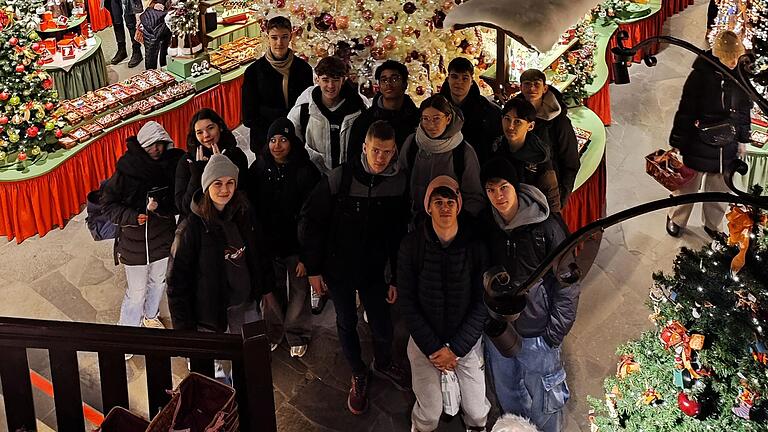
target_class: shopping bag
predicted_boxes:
[96,407,149,432]
[645,149,696,192]
[441,371,461,416]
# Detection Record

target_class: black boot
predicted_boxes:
[110,47,128,65]
[127,49,143,68]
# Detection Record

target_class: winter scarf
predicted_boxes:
[266,48,295,107]
[414,108,465,154]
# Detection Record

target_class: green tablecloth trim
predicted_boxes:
[585,21,618,97]
[738,153,768,192]
[570,105,607,190]
[44,35,108,100]
[615,0,662,25]
[39,15,86,33]
[208,20,260,50]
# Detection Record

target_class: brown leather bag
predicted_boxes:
[645,149,696,192]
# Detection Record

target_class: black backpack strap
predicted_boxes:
[299,103,310,141]
[452,141,466,183]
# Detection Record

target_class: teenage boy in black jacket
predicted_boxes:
[439,57,502,165]
[242,15,313,154]
[101,121,184,330]
[479,157,580,432]
[347,60,419,160]
[517,69,580,208]
[299,121,410,415]
[249,118,321,358]
[398,175,490,432]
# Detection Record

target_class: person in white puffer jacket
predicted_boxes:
[288,56,370,175]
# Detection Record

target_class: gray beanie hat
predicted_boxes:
[201,154,239,192]
[137,121,173,148]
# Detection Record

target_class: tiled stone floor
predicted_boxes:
[0,1,732,430]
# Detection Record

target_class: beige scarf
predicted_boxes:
[265,48,294,107]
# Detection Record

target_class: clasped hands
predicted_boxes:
[430,346,459,372]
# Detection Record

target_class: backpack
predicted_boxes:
[86,180,118,241]
[406,140,466,182]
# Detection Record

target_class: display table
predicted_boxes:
[742,123,768,193]
[43,35,108,100]
[585,21,618,126]
[606,0,664,83]
[85,0,112,32]
[562,106,608,232]
[38,15,86,40]
[662,0,694,20]
[0,71,244,243]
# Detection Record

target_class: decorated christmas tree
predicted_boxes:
[249,0,497,102]
[0,0,62,168]
[588,203,768,431]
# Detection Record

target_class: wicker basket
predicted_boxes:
[645,149,696,192]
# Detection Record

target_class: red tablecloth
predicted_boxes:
[585,81,611,126]
[607,11,664,82]
[0,76,244,243]
[86,0,112,32]
[562,157,607,233]
[663,0,695,20]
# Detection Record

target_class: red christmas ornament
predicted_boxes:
[17,152,27,161]
[31,42,41,53]
[677,392,700,417]
[382,34,397,50]
[55,128,63,138]
[42,78,53,90]
[0,91,8,101]
[323,13,335,26]
[362,9,374,21]
[275,0,285,8]
[15,64,25,73]
[0,116,7,125]
[416,85,425,95]
[9,36,18,46]
[363,35,375,47]
[403,2,417,14]
[26,126,39,138]
[45,102,54,111]
[371,46,385,60]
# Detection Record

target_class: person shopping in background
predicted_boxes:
[138,0,171,70]
[666,30,752,240]
[250,118,321,358]
[175,108,249,219]
[399,95,486,221]
[167,154,275,341]
[101,121,184,332]
[105,0,143,67]
[242,15,314,154]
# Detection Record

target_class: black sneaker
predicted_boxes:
[666,216,681,237]
[110,48,127,65]
[127,50,143,68]
[704,226,726,242]
[372,360,411,391]
[347,373,369,415]
[310,291,328,315]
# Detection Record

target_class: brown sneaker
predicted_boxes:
[347,373,369,415]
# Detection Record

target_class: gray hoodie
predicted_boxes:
[492,183,550,231]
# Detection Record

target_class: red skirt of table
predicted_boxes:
[86,0,112,32]
[0,76,244,243]
[585,82,611,126]
[607,13,664,82]
[662,0,695,20]
[562,157,607,233]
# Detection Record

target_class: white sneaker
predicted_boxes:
[270,343,278,352]
[125,354,134,361]
[142,317,165,329]
[290,345,308,358]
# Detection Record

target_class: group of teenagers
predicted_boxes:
[99,15,583,432]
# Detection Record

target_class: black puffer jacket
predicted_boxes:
[174,132,249,218]
[298,155,409,286]
[490,133,561,213]
[166,192,275,331]
[101,137,184,266]
[515,87,580,207]
[249,139,321,259]
[670,52,752,173]
[478,184,579,347]
[346,93,420,160]
[397,222,489,358]
[242,55,314,153]
[139,6,170,48]
[440,80,503,165]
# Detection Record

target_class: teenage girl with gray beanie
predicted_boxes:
[167,154,275,345]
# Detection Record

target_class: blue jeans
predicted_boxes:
[118,257,168,327]
[485,335,569,432]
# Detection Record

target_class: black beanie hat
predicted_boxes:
[267,117,298,143]
[481,157,520,190]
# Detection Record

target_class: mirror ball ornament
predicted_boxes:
[403,2,417,14]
